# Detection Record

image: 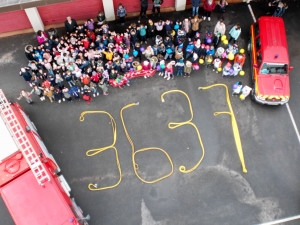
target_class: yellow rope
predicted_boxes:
[79,111,122,191]
[198,84,247,173]
[120,102,174,184]
[161,90,205,173]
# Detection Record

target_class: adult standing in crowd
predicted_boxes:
[190,15,202,38]
[228,23,241,44]
[203,0,216,21]
[152,0,163,17]
[192,0,202,17]
[117,3,127,26]
[139,0,149,20]
[65,16,78,34]
[213,19,226,46]
[217,0,228,20]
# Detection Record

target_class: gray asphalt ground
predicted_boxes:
[1,1,300,225]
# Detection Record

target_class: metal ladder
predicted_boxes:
[0,90,50,185]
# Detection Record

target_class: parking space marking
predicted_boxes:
[285,103,300,144]
[246,2,300,145]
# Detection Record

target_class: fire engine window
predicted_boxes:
[257,51,262,65]
[260,63,288,75]
[255,37,261,51]
[254,23,259,37]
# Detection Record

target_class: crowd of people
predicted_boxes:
[18,0,249,105]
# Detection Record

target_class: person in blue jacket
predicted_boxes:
[117,3,127,26]
[185,41,194,59]
[228,23,241,44]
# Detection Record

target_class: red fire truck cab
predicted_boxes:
[0,89,90,225]
[248,16,293,105]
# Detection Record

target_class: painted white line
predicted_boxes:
[247,3,257,23]
[285,103,300,144]
[246,3,300,145]
[256,214,300,225]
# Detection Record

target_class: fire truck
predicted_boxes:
[0,89,90,225]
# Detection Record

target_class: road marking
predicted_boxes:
[285,103,300,144]
[246,3,300,145]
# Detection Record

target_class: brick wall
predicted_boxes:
[37,0,104,26]
[0,10,31,33]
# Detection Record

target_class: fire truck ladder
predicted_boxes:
[0,90,50,185]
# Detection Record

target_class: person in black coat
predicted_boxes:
[139,0,149,19]
[65,16,78,34]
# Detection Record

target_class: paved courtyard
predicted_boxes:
[1,1,300,225]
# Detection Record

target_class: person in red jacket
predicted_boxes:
[203,0,216,21]
[114,33,124,45]
[141,60,151,79]
[81,36,90,49]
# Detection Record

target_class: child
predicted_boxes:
[143,46,154,61]
[117,3,127,26]
[234,49,246,68]
[222,62,233,76]
[185,41,194,59]
[199,44,207,60]
[175,59,184,76]
[69,86,81,102]
[184,61,193,77]
[142,60,151,78]
[232,63,242,76]
[164,61,175,80]
[232,82,243,96]
[43,86,55,102]
[98,77,108,95]
[206,46,215,56]
[158,59,165,76]
[175,46,184,61]
[204,54,213,68]
[85,19,95,31]
[54,87,64,103]
[138,24,147,44]
[164,45,175,60]
[30,85,45,101]
[152,44,158,56]
[17,90,33,105]
[213,58,222,73]
[62,87,73,102]
[97,11,106,26]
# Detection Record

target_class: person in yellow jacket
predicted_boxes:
[43,86,55,102]
[103,48,114,61]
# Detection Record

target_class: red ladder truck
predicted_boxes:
[0,89,90,225]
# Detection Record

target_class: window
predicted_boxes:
[254,23,260,37]
[260,63,288,75]
[255,37,261,51]
[256,51,262,66]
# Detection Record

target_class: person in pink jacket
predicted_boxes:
[36,30,48,44]
[203,0,216,21]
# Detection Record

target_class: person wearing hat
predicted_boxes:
[175,58,185,76]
